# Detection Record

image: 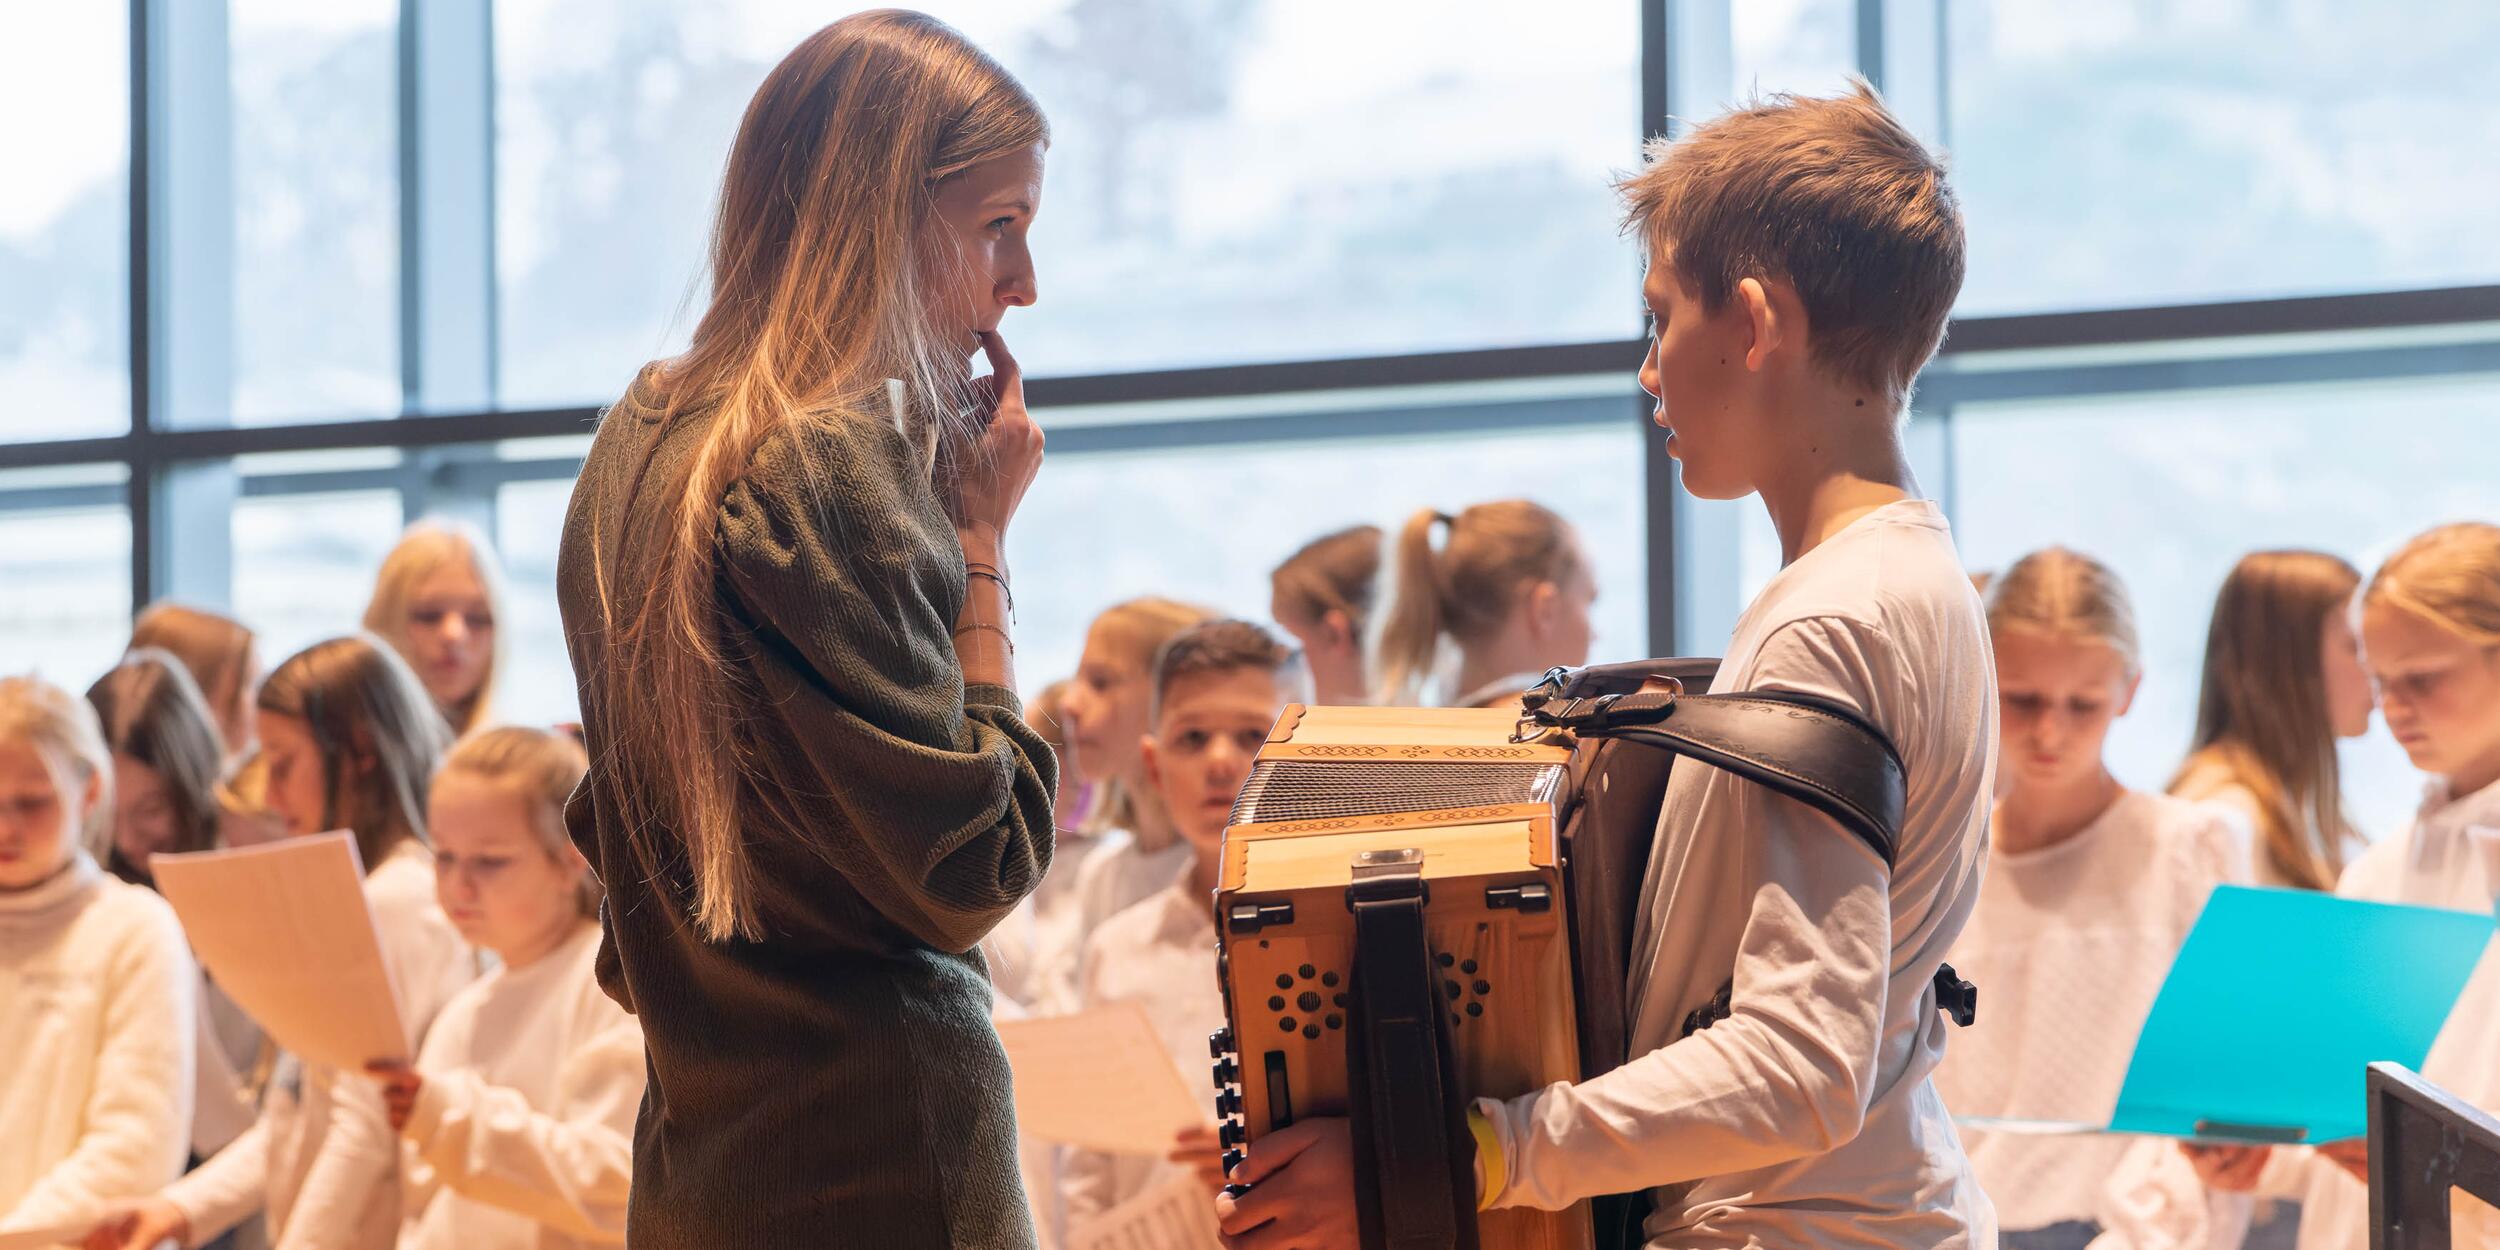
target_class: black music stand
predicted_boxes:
[2370,1062,2500,1248]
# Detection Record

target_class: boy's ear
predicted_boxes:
[1139,733,1164,793]
[1735,275,1786,372]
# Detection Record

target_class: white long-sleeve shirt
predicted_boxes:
[165,839,477,1250]
[1934,790,2240,1230]
[1061,878,1224,1239]
[396,921,640,1250]
[1479,499,1998,1248]
[0,852,196,1233]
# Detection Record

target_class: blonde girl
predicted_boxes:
[0,675,194,1235]
[100,636,475,1250]
[1269,524,1383,705]
[367,728,639,1250]
[2170,551,2373,890]
[1053,598,1217,978]
[364,520,510,738]
[1372,500,1596,708]
[1933,548,2240,1249]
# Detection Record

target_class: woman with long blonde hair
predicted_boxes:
[554,12,1056,1247]
[2169,550,2372,891]
[364,520,510,737]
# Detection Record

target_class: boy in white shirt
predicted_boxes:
[1064,621,1306,1235]
[1218,83,1997,1249]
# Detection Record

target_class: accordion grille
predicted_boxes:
[1229,760,1567,826]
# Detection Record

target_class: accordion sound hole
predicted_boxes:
[1230,760,1566,826]
[1268,961,1346,1037]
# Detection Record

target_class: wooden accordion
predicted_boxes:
[1207,659,1937,1250]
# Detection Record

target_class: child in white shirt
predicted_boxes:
[2185,523,2500,1250]
[1930,549,2241,1247]
[366,727,640,1250]
[0,676,195,1237]
[97,636,478,1250]
[1221,84,1996,1249]
[1063,621,1304,1239]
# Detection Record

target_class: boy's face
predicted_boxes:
[1142,667,1287,855]
[1637,241,1775,501]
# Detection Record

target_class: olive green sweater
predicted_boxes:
[556,369,1057,1248]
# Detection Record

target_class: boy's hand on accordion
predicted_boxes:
[1173,1124,1230,1194]
[1215,1117,1361,1250]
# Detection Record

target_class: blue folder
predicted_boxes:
[2105,885,2493,1144]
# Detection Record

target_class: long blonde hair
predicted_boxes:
[2366,523,2500,645]
[440,727,598,920]
[1373,501,1580,705]
[1984,547,2143,677]
[591,12,1048,941]
[257,636,450,875]
[0,674,115,861]
[363,519,510,736]
[2168,551,2361,891]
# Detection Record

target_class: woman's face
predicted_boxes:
[2363,599,2500,789]
[112,753,181,871]
[1994,629,2136,794]
[1538,552,1600,671]
[2318,603,2375,740]
[256,709,336,838]
[0,741,91,890]
[1060,623,1151,786]
[401,562,496,715]
[430,771,585,964]
[928,143,1043,346]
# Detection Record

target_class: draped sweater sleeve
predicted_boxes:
[712,419,1057,954]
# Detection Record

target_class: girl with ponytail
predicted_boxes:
[1372,499,1597,707]
[553,12,1058,1247]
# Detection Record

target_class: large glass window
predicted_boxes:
[1007,404,1648,690]
[1949,0,2500,314]
[493,0,1641,407]
[0,5,129,442]
[1948,372,2500,835]
[227,0,402,425]
[0,468,132,684]
[232,477,408,664]
[495,476,581,727]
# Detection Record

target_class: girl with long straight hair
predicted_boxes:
[555,11,1058,1247]
[2169,550,2372,891]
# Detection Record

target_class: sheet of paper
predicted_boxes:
[1067,1171,1222,1250]
[150,832,409,1073]
[2108,885,2493,1143]
[1950,1116,2105,1137]
[0,1220,95,1250]
[997,1002,1206,1155]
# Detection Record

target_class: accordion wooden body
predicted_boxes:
[1210,701,1595,1249]
[1207,661,1942,1250]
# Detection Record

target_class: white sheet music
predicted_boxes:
[149,833,408,1072]
[997,1002,1206,1155]
[1067,1172,1222,1250]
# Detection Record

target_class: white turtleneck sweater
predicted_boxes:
[163,839,477,1250]
[0,851,197,1233]
[397,921,640,1250]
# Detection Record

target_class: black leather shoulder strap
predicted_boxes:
[1524,682,1906,868]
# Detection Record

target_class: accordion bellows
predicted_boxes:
[1213,704,1594,1250]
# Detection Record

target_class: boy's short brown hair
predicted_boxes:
[1620,82,1964,408]
[1151,620,1306,723]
